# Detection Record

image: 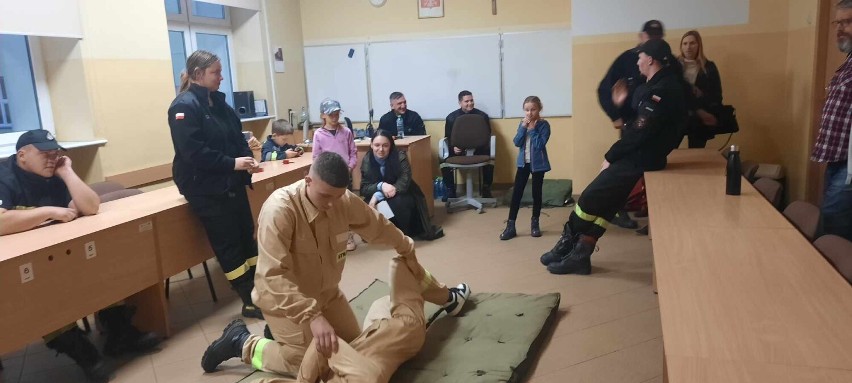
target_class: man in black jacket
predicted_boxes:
[544,39,687,275]
[378,92,426,136]
[441,90,493,199]
[597,20,665,230]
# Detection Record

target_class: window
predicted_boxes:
[0,34,54,147]
[165,0,236,106]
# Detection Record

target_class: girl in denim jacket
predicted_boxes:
[500,96,551,240]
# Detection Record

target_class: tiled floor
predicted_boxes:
[1,204,663,383]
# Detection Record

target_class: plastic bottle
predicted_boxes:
[726,145,742,196]
[396,115,405,139]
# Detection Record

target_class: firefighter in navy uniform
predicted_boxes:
[0,130,161,382]
[597,20,666,230]
[543,39,687,275]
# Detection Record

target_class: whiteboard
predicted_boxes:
[502,30,573,118]
[304,44,370,122]
[368,34,502,120]
[573,0,749,36]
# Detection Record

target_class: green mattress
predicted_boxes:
[239,280,560,383]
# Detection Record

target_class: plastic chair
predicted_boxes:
[782,201,821,242]
[754,177,783,209]
[814,234,852,284]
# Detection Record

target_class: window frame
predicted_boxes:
[0,36,56,148]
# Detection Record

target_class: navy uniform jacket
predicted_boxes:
[598,48,644,124]
[378,110,426,136]
[167,83,253,196]
[0,156,71,212]
[604,66,688,171]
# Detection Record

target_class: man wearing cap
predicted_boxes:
[378,92,426,136]
[543,39,686,276]
[0,130,161,382]
[596,19,666,230]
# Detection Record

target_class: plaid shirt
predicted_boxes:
[813,54,852,162]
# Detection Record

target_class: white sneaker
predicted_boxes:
[443,283,471,316]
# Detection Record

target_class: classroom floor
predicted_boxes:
[1,204,663,383]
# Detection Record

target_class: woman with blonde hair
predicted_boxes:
[678,30,724,148]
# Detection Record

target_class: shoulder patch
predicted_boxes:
[651,95,661,102]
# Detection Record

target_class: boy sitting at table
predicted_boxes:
[261,119,304,162]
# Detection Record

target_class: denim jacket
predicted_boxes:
[513,120,551,172]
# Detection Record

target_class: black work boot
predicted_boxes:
[97,305,161,357]
[540,222,575,265]
[480,185,493,199]
[46,327,112,382]
[499,220,517,240]
[531,217,542,237]
[201,319,251,373]
[233,279,264,320]
[611,210,638,229]
[547,239,595,275]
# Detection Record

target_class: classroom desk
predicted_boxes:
[0,207,165,355]
[0,156,312,355]
[645,149,852,382]
[303,135,435,216]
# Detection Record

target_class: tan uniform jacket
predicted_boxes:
[252,179,413,324]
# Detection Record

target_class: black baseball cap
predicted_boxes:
[637,38,673,62]
[16,130,66,151]
[642,20,665,38]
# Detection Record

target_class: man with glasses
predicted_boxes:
[0,130,160,382]
[812,0,852,241]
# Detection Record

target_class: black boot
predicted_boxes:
[611,210,638,229]
[480,185,493,199]
[444,185,457,202]
[531,217,542,237]
[233,279,264,320]
[540,222,575,265]
[97,305,162,357]
[547,239,595,275]
[201,319,251,373]
[46,327,112,382]
[499,220,516,240]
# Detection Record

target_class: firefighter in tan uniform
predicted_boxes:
[201,152,468,377]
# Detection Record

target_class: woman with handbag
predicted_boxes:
[678,30,724,148]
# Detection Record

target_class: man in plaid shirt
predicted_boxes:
[812,0,852,241]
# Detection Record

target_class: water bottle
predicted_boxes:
[433,178,441,200]
[299,107,308,125]
[726,145,742,196]
[396,115,405,139]
[437,178,445,200]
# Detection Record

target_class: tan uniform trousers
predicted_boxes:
[241,288,362,377]
[299,253,448,383]
[253,253,449,383]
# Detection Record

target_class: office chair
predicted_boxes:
[439,114,496,213]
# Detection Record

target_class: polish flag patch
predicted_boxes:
[175,113,185,120]
[651,95,661,102]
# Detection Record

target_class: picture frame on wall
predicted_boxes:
[418,0,443,19]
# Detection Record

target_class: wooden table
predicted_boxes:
[0,156,313,355]
[645,149,852,382]
[302,135,435,216]
[0,207,165,354]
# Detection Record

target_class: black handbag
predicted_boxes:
[711,105,739,135]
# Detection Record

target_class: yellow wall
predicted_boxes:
[36,0,820,201]
[266,0,308,135]
[56,0,178,183]
[298,0,820,200]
